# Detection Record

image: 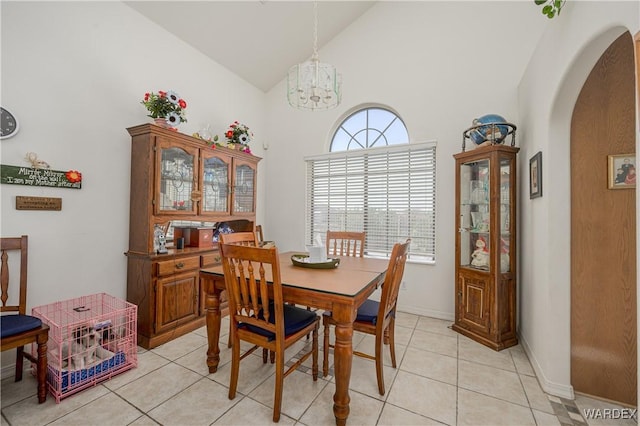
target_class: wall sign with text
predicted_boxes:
[0,165,82,189]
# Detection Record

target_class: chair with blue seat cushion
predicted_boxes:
[219,242,319,422]
[322,238,410,395]
[326,230,366,258]
[0,235,50,403]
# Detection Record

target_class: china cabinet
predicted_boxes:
[125,124,260,349]
[452,144,519,350]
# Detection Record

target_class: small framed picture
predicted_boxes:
[529,151,542,199]
[608,154,636,189]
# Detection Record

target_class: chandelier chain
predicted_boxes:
[313,1,319,59]
[286,0,341,110]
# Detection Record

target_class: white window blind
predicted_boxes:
[305,142,436,262]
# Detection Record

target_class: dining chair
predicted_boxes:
[219,231,259,348]
[0,235,50,403]
[326,231,366,257]
[255,224,264,244]
[219,243,320,422]
[322,238,410,395]
[219,231,258,246]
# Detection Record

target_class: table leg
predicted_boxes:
[36,333,48,403]
[332,305,356,426]
[203,275,222,373]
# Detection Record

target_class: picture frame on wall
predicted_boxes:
[607,154,636,189]
[529,151,542,199]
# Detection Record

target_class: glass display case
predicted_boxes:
[452,144,519,350]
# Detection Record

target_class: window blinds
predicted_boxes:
[305,142,436,262]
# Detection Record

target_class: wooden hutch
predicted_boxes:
[126,124,260,349]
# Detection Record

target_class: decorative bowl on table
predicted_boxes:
[291,254,340,269]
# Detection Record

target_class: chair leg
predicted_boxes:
[15,345,25,382]
[273,350,285,422]
[322,318,330,377]
[312,324,319,381]
[228,335,241,400]
[375,332,385,396]
[36,334,48,403]
[388,318,397,368]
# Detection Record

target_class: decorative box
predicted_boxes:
[188,227,214,247]
[173,226,214,247]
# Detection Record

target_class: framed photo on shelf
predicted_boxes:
[529,151,542,199]
[607,154,636,189]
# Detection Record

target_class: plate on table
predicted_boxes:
[291,254,340,269]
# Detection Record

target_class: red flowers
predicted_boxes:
[65,170,82,183]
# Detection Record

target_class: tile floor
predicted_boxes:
[1,313,635,426]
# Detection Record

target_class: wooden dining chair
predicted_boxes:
[219,243,320,422]
[322,238,410,395]
[219,232,259,347]
[0,235,50,403]
[255,224,264,244]
[219,231,258,247]
[326,231,366,257]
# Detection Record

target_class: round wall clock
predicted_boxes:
[1,107,20,139]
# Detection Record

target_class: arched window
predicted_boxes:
[330,107,409,152]
[306,106,436,263]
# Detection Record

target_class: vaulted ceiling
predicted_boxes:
[125,1,376,92]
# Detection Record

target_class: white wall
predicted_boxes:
[0,2,266,317]
[4,0,635,401]
[518,1,639,399]
[264,1,547,319]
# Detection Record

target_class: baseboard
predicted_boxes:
[519,332,575,400]
[398,306,454,322]
[1,363,18,381]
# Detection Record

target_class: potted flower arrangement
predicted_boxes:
[225,121,252,153]
[141,90,187,128]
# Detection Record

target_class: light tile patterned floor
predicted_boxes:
[1,313,634,425]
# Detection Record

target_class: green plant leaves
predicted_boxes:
[534,0,565,19]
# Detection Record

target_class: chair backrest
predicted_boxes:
[219,243,285,341]
[326,231,366,257]
[255,225,264,243]
[220,231,258,246]
[377,239,411,325]
[1,235,28,315]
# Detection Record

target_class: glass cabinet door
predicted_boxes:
[459,158,491,270]
[499,156,512,273]
[156,141,198,215]
[232,162,256,214]
[201,152,230,214]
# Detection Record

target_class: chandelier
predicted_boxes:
[287,1,342,111]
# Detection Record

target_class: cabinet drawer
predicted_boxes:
[201,252,221,268]
[156,256,200,277]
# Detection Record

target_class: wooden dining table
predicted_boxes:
[200,251,389,426]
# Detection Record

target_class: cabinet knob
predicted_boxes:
[176,262,185,269]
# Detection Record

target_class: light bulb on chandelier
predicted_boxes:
[287,2,342,111]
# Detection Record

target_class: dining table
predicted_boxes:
[200,250,389,426]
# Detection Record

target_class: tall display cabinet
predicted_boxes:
[452,144,519,350]
[126,124,260,349]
